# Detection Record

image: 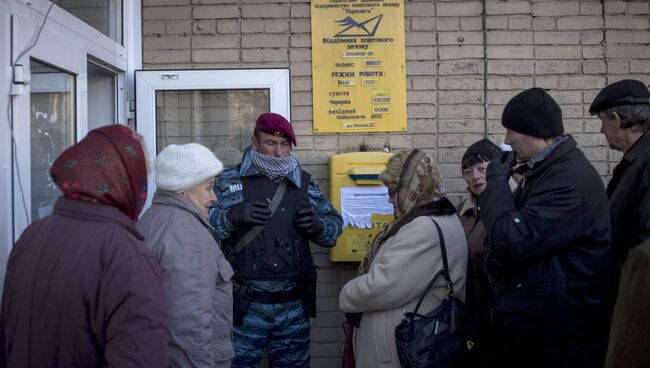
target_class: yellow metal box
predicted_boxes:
[329,152,395,261]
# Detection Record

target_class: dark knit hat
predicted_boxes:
[589,79,650,115]
[255,112,296,146]
[462,138,500,162]
[501,87,564,138]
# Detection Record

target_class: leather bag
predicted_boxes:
[394,219,478,368]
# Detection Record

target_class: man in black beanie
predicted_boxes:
[590,79,650,271]
[478,87,612,367]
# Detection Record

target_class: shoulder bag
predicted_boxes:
[394,218,478,368]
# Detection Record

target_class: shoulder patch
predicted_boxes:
[229,183,243,193]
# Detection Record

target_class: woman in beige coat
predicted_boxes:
[339,149,468,368]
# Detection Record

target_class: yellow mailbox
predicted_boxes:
[329,152,395,262]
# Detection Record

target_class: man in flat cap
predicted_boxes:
[209,112,343,368]
[478,88,612,367]
[590,79,650,271]
[590,80,650,368]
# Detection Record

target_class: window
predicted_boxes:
[87,61,117,130]
[29,59,76,220]
[135,68,290,208]
[51,0,123,43]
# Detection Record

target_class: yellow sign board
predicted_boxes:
[311,0,407,133]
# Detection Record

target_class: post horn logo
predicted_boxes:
[334,14,383,37]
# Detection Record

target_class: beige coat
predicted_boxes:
[340,214,468,368]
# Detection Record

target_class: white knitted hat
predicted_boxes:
[156,143,223,192]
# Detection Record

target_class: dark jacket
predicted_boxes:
[457,196,491,341]
[479,136,612,367]
[0,197,168,367]
[605,237,650,368]
[607,130,650,272]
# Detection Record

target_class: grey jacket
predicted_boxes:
[138,191,234,368]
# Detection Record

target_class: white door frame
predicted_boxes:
[135,68,291,210]
[0,0,140,285]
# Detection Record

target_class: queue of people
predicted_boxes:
[0,79,648,368]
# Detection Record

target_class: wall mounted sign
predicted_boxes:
[311,0,407,133]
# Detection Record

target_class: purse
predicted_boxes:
[394,219,478,368]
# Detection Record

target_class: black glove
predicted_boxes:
[228,201,272,227]
[486,151,516,181]
[295,208,324,237]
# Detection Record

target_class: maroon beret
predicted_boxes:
[255,112,297,146]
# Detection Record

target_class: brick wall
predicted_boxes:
[141,1,650,366]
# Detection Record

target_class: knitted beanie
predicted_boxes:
[462,138,500,163]
[501,87,564,138]
[156,143,223,192]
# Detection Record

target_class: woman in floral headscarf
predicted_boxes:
[0,125,168,367]
[339,149,468,368]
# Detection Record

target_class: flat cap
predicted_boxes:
[255,112,296,146]
[589,79,650,115]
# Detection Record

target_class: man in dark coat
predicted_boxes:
[0,125,168,367]
[590,79,650,272]
[479,88,612,367]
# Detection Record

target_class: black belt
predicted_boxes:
[244,288,302,304]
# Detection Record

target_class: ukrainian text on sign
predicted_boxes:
[311,0,407,133]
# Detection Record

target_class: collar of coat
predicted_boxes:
[151,190,213,230]
[622,130,650,164]
[53,196,144,240]
[458,194,478,217]
[522,135,577,178]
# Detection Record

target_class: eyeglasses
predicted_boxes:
[387,187,398,197]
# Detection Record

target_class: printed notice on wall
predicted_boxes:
[340,186,394,229]
[311,0,407,133]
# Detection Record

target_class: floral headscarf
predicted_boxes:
[358,149,450,275]
[50,125,148,221]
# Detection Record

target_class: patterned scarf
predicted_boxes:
[50,125,148,221]
[358,149,448,275]
[250,148,299,180]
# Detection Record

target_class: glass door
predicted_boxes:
[29,59,76,220]
[6,0,129,240]
[135,68,291,209]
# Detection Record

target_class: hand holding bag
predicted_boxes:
[394,219,478,368]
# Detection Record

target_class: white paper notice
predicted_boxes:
[340,186,394,229]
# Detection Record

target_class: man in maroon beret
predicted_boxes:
[209,112,343,368]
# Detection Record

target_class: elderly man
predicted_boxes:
[209,112,343,368]
[590,79,650,272]
[478,88,612,367]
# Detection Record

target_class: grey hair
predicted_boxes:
[599,104,650,132]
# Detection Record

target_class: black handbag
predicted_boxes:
[395,219,478,368]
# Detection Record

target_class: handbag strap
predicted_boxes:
[411,218,455,316]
